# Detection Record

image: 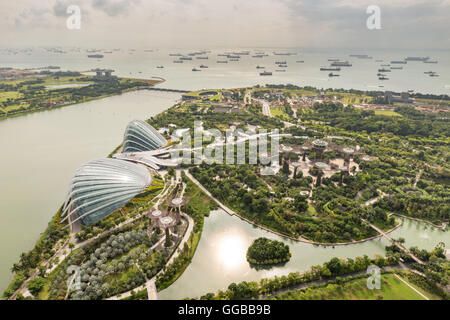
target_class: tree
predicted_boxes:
[282,160,290,176]
[27,277,46,296]
[164,228,172,247]
[294,195,308,213]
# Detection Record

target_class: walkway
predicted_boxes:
[361,218,424,264]
[147,279,158,300]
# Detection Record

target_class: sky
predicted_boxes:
[0,0,449,50]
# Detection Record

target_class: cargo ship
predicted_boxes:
[199,65,208,68]
[260,71,272,76]
[256,66,265,69]
[405,56,429,61]
[87,54,104,58]
[349,54,372,59]
[328,73,339,77]
[217,60,228,63]
[391,60,407,64]
[320,67,341,71]
[331,61,352,67]
[192,68,201,72]
[378,68,391,72]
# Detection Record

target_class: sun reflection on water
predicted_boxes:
[216,233,247,270]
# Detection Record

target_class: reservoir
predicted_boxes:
[0,90,180,291]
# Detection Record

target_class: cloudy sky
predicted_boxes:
[1,0,449,49]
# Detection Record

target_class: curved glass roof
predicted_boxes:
[61,159,152,226]
[122,120,168,153]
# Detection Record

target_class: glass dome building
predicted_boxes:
[61,158,152,226]
[122,120,168,153]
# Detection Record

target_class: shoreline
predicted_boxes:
[0,78,165,121]
[390,213,448,231]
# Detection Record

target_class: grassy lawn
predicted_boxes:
[0,91,23,102]
[270,107,290,120]
[375,110,403,117]
[275,273,436,300]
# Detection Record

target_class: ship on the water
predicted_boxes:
[391,60,407,64]
[260,71,272,76]
[378,68,391,72]
[331,61,352,67]
[328,73,339,77]
[87,54,104,58]
[405,56,430,62]
[320,67,341,71]
[349,54,372,59]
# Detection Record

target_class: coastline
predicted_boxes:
[0,77,165,121]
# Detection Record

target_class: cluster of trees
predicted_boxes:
[70,229,159,300]
[190,164,291,235]
[200,254,396,300]
[304,102,449,138]
[246,238,291,265]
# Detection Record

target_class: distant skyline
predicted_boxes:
[1,0,449,50]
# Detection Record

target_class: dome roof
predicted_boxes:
[122,120,168,153]
[61,159,151,226]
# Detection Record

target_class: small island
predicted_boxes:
[246,238,291,265]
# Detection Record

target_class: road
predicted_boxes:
[260,99,272,117]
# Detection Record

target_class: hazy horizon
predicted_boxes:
[1,0,449,50]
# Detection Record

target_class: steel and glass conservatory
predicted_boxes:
[61,158,152,226]
[122,120,168,153]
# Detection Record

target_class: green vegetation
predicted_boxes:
[199,254,397,300]
[0,71,160,119]
[246,238,291,265]
[155,174,216,290]
[269,273,430,300]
